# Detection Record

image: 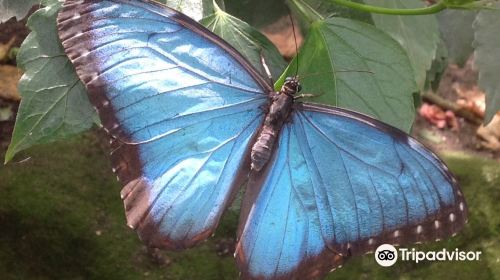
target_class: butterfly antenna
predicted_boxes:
[288,9,299,77]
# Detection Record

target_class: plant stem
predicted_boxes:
[422,92,483,125]
[327,0,447,15]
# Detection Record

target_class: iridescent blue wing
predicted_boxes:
[236,103,467,279]
[57,0,271,249]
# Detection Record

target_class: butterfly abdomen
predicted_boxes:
[251,126,277,171]
[251,89,295,172]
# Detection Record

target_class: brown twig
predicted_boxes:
[422,91,483,125]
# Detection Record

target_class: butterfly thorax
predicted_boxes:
[250,77,301,171]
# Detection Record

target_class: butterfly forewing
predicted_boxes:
[57,0,270,249]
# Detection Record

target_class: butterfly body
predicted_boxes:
[57,1,468,279]
[251,77,301,172]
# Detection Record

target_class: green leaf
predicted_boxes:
[280,17,417,132]
[0,0,38,22]
[299,0,373,23]
[157,0,204,20]
[365,0,440,90]
[201,3,287,81]
[473,5,500,124]
[425,38,448,92]
[438,9,476,66]
[5,1,96,163]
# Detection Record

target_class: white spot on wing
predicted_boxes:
[434,220,440,229]
[88,72,99,83]
[81,50,90,57]
[416,225,423,234]
[441,163,449,171]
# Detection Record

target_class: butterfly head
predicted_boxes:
[281,76,302,96]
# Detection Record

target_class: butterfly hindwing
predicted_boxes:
[236,103,467,279]
[57,0,270,249]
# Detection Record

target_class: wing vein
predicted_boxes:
[131,114,260,228]
[180,114,262,238]
[402,145,445,207]
[126,98,264,140]
[295,115,337,246]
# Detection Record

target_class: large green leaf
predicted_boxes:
[201,3,287,81]
[281,17,417,132]
[5,0,96,163]
[473,5,500,124]
[365,0,440,90]
[438,9,476,66]
[0,0,38,22]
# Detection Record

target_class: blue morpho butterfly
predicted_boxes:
[57,0,468,279]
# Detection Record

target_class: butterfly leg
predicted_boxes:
[294,93,326,100]
[260,51,274,85]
